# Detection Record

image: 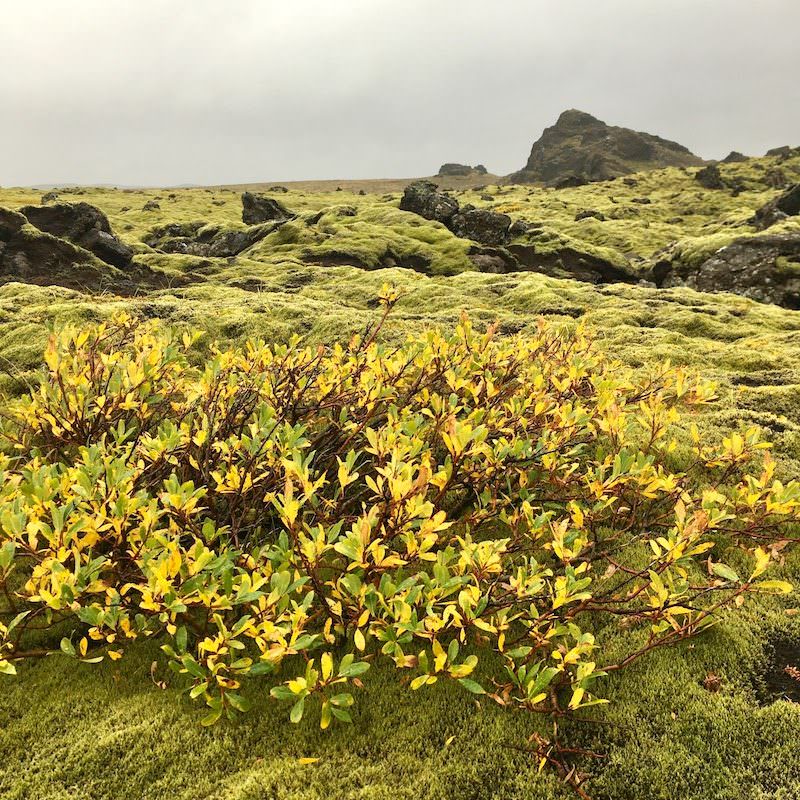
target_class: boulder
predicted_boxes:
[766,145,793,159]
[694,164,725,190]
[722,151,748,163]
[399,181,459,225]
[507,242,639,285]
[142,200,160,211]
[0,205,113,290]
[659,233,800,308]
[466,245,519,273]
[449,207,512,246]
[752,184,800,230]
[144,219,284,258]
[16,202,133,268]
[575,209,606,221]
[765,168,789,189]
[241,192,295,225]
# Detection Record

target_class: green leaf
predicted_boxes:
[226,692,251,713]
[175,625,188,653]
[200,708,222,726]
[0,659,16,676]
[290,697,305,724]
[712,563,740,583]
[189,681,209,699]
[339,660,370,679]
[458,678,486,695]
[754,579,794,594]
[60,638,76,658]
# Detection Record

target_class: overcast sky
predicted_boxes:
[2,0,798,186]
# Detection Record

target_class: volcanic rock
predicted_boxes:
[509,109,703,185]
[658,233,800,308]
[17,202,133,267]
[752,184,800,230]
[241,192,295,225]
[399,181,459,225]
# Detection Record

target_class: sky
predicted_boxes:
[2,0,798,187]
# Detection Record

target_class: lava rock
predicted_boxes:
[509,109,703,184]
[722,151,749,163]
[449,208,512,246]
[694,164,725,190]
[766,145,793,159]
[399,181,459,225]
[752,184,800,230]
[241,192,295,225]
[437,163,489,177]
[574,209,606,221]
[17,201,133,267]
[659,233,800,308]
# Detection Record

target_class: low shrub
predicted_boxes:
[0,287,797,794]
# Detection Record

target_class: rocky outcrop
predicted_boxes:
[766,145,794,159]
[437,163,488,177]
[0,205,140,292]
[399,180,636,284]
[16,202,133,268]
[722,151,748,163]
[694,164,725,190]
[399,181,460,225]
[0,204,184,295]
[449,207,512,246]
[144,220,285,258]
[752,184,800,230]
[241,192,295,225]
[509,109,703,185]
[657,233,800,309]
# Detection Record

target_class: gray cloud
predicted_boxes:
[2,0,798,186]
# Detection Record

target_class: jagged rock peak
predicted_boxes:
[509,109,704,186]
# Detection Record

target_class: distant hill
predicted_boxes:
[508,109,704,185]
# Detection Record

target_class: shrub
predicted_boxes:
[0,288,796,791]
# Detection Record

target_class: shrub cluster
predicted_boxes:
[0,289,796,779]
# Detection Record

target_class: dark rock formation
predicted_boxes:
[437,163,488,177]
[575,209,606,221]
[552,175,589,189]
[722,151,748,163]
[399,181,459,225]
[16,202,133,268]
[449,207,513,246]
[144,220,284,258]
[752,184,800,230]
[466,246,519,273]
[142,200,160,211]
[766,145,793,159]
[509,109,703,185]
[0,205,183,295]
[694,164,725,190]
[399,179,631,283]
[241,192,295,225]
[507,243,639,285]
[657,233,800,309]
[301,248,430,273]
[765,168,790,190]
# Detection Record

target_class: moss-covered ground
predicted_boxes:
[1,157,800,798]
